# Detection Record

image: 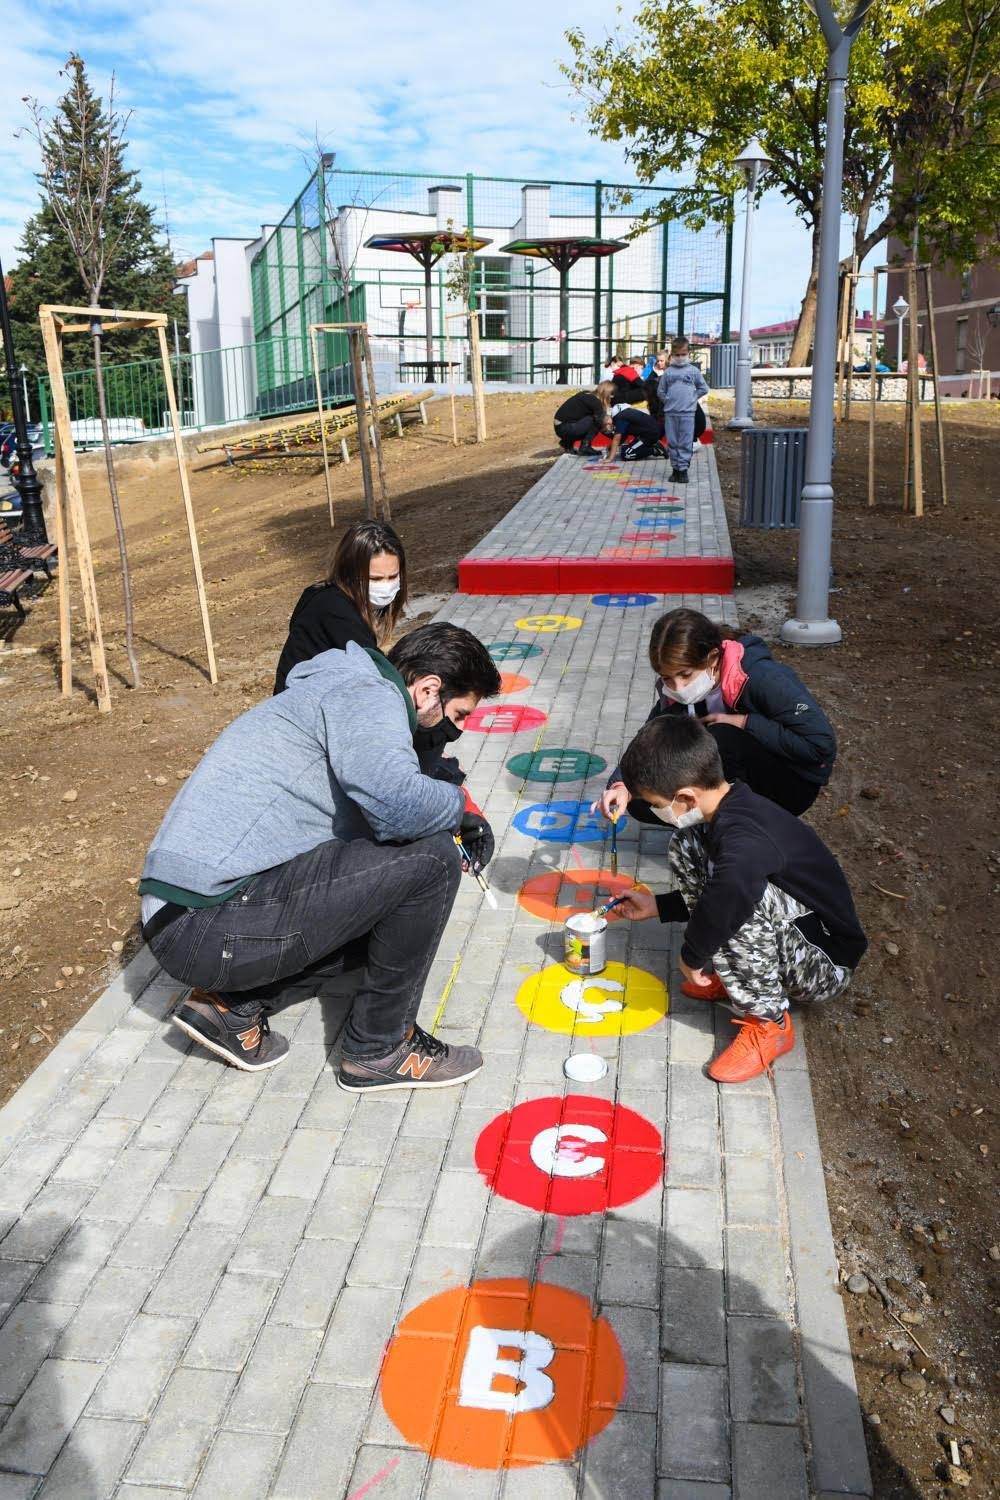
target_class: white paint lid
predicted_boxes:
[563,1053,609,1082]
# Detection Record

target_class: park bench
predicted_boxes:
[0,567,33,618]
[0,522,59,579]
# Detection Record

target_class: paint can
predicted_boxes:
[563,913,607,975]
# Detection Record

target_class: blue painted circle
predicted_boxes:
[512,800,628,844]
[591,593,658,608]
[632,515,685,530]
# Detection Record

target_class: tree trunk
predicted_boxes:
[788,227,822,367]
[91,325,141,688]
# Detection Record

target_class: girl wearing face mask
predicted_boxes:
[274,520,407,694]
[596,607,836,820]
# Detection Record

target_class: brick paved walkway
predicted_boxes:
[0,446,871,1498]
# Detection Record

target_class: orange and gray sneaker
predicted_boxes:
[707,1013,795,1084]
[338,1023,483,1093]
[172,989,289,1071]
[681,971,729,1001]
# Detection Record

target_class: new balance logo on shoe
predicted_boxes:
[237,1025,262,1053]
[397,1051,434,1080]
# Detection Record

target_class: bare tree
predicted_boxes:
[22,56,142,686]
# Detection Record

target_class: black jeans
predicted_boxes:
[554,415,601,448]
[710,724,820,814]
[146,832,462,1059]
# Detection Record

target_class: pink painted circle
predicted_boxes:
[465,704,548,735]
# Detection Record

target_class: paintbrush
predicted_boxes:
[610,812,619,877]
[453,835,499,909]
[593,894,629,918]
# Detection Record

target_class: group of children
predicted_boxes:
[553,338,709,483]
[141,517,866,1090]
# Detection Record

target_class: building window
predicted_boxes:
[960,268,972,302]
[478,257,511,341]
[955,317,968,374]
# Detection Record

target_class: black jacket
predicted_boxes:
[274,583,374,694]
[554,392,606,427]
[656,781,867,972]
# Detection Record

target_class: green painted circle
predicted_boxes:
[506,748,608,784]
[487,641,544,662]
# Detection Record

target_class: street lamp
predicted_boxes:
[0,254,47,542]
[19,365,30,425]
[986,303,1000,328]
[781,0,875,648]
[728,139,771,430]
[891,296,909,369]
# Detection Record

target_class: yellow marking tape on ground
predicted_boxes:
[429,955,463,1036]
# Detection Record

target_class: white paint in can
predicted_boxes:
[563,912,607,975]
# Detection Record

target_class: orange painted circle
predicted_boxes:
[517,867,637,923]
[380,1278,625,1468]
[498,672,532,695]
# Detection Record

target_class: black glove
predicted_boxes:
[459,794,495,871]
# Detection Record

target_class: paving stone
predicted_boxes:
[0,1359,103,1475]
[132,1088,204,1150]
[28,1220,123,1304]
[270,1383,371,1500]
[34,1081,111,1141]
[347,1206,423,1289]
[398,1244,476,1319]
[604,1305,659,1412]
[442,1107,495,1172]
[728,1316,798,1425]
[599,1216,660,1307]
[721,1094,774,1157]
[143,1225,236,1318]
[88,1313,194,1419]
[34,1414,141,1498]
[0,1301,75,1405]
[536,1251,598,1302]
[0,1260,38,1317]
[663,1188,724,1270]
[184,1273,275,1370]
[376,1137,447,1208]
[54,1265,156,1360]
[190,1429,284,1498]
[0,1183,94,1261]
[583,1410,657,1495]
[295,1074,358,1132]
[229,1196,311,1277]
[724,1155,781,1227]
[260,1044,329,1098]
[668,1065,720,1125]
[334,1100,408,1168]
[305,1163,380,1241]
[193,1155,272,1235]
[229,1094,304,1160]
[669,1120,722,1189]
[98,1057,182,1121]
[125,1368,235,1489]
[660,1268,726,1367]
[77,1147,170,1223]
[424,1460,498,1499]
[109,1186,200,1270]
[160,1123,238,1191]
[196,1069,267,1127]
[658,1485,731,1500]
[475,1203,542,1281]
[659,1363,730,1482]
[270,1238,353,1328]
[0,1476,39,1498]
[0,1135,70,1194]
[225,1325,322,1433]
[267,1128,339,1199]
[344,1447,427,1500]
[49,1118,134,1184]
[422,1169,491,1248]
[731,1422,807,1500]
[500,1465,579,1497]
[724,1228,789,1317]
[313,1286,399,1387]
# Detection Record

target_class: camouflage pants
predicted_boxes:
[668,828,852,1021]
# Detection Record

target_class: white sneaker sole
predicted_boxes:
[172,1013,286,1072]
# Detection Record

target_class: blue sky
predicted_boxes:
[2,0,866,331]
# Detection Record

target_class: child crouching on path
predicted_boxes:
[610,716,867,1084]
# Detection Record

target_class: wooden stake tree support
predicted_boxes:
[445,310,487,446]
[38,305,218,712]
[866,266,947,514]
[309,323,391,527]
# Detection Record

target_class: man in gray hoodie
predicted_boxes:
[139,623,501,1091]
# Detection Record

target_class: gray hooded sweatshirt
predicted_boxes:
[657,357,709,414]
[142,643,463,898]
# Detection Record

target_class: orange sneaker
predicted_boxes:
[707,1013,795,1084]
[681,972,728,1001]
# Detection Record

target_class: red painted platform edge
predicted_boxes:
[457,555,734,595]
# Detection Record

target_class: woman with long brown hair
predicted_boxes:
[274,520,407,693]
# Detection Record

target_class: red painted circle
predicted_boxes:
[475,1095,664,1215]
[465,704,548,735]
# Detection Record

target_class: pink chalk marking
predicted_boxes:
[347,1457,401,1500]
[536,1214,567,1277]
[569,845,585,871]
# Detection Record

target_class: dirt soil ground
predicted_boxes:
[1,387,998,1498]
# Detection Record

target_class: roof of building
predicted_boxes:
[175,252,214,280]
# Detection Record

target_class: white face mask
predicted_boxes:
[651,798,705,830]
[369,579,400,609]
[662,669,715,706]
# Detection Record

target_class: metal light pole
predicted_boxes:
[781,0,874,647]
[728,139,771,430]
[19,364,30,424]
[0,255,47,542]
[892,296,909,369]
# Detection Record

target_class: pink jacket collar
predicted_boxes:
[718,638,748,709]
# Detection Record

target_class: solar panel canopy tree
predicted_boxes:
[363,231,492,383]
[498,237,627,384]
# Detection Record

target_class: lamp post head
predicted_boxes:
[734,139,771,187]
[892,297,909,318]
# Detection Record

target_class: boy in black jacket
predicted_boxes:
[611,716,866,1084]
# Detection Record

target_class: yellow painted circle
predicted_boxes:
[514,960,669,1037]
[514,614,583,634]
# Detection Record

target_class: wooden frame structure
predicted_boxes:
[308,322,391,527]
[866,267,947,514]
[38,305,218,713]
[444,310,487,446]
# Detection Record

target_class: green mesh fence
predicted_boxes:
[250,166,732,398]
